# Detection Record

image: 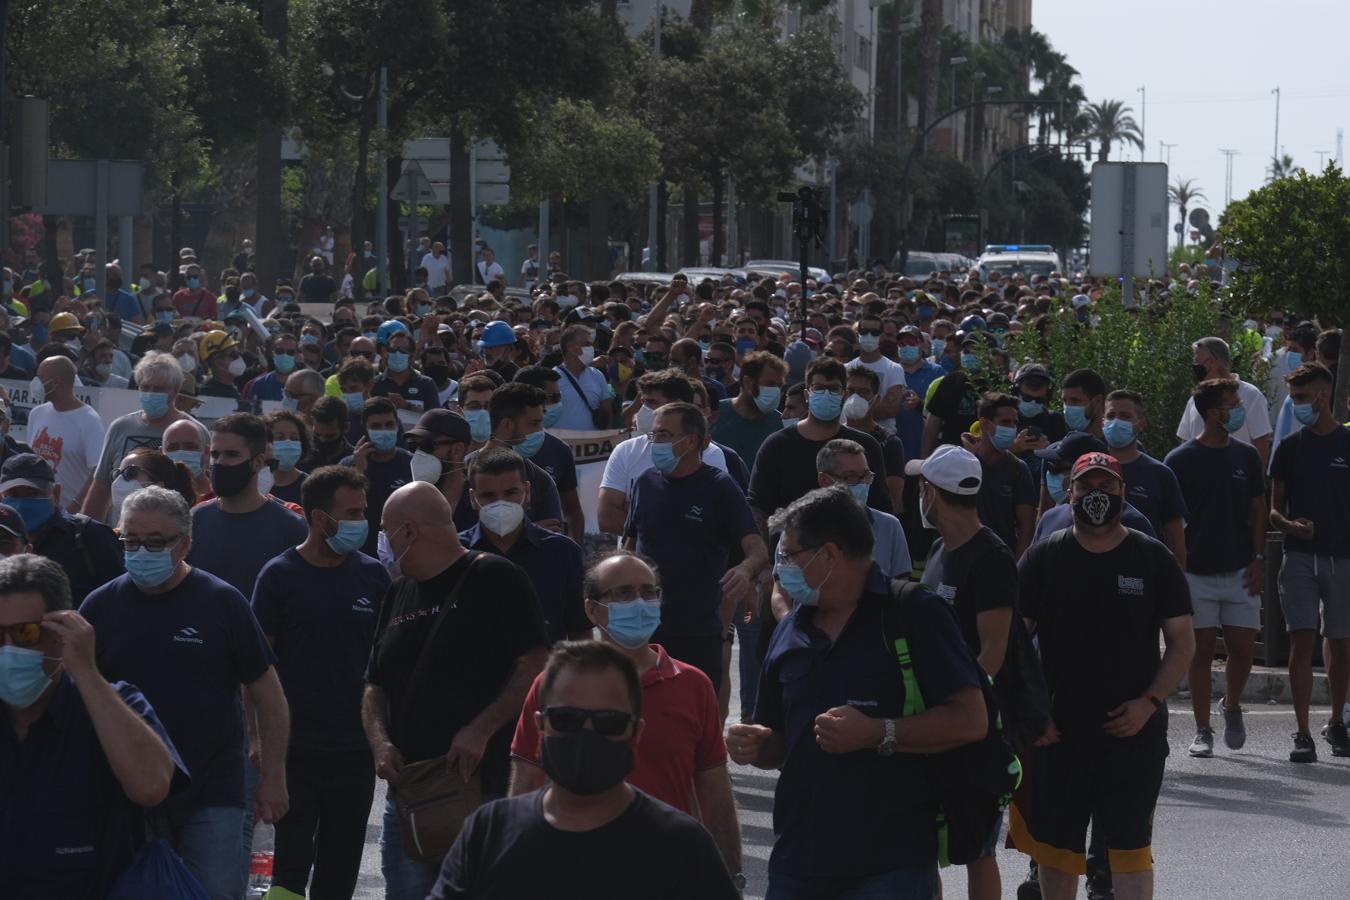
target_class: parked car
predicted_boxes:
[742,259,831,283]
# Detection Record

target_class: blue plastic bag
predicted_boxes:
[107,838,211,900]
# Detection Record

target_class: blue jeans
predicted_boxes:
[766,864,939,900]
[735,615,762,720]
[380,795,444,900]
[149,804,246,900]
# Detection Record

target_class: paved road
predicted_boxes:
[256,649,1350,899]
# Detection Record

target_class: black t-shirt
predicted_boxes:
[869,425,905,484]
[1018,530,1192,741]
[340,448,412,556]
[1270,425,1350,558]
[925,372,980,447]
[298,272,336,301]
[199,377,241,399]
[748,424,892,517]
[366,552,548,777]
[975,453,1037,551]
[923,526,1016,656]
[429,789,739,900]
[1163,438,1265,573]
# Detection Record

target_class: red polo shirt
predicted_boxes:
[510,644,726,815]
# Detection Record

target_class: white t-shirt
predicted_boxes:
[846,354,907,432]
[477,260,505,284]
[26,403,107,508]
[1175,377,1273,445]
[599,433,731,499]
[424,252,452,290]
[554,364,610,431]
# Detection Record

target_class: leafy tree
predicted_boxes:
[507,99,661,207]
[1167,178,1206,249]
[1222,164,1350,417]
[1084,100,1144,162]
[1268,153,1298,182]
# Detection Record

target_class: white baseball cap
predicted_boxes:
[903,444,982,495]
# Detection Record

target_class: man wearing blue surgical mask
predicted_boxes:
[511,367,585,541]
[1060,367,1108,443]
[816,439,910,581]
[341,398,411,558]
[712,351,786,470]
[372,330,438,414]
[250,465,391,899]
[968,392,1037,559]
[1104,390,1188,564]
[1028,432,1156,547]
[242,332,298,403]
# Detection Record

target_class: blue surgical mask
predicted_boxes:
[599,598,663,650]
[167,449,203,476]
[781,417,800,429]
[838,481,869,507]
[0,646,56,708]
[917,305,936,322]
[960,352,981,372]
[301,333,320,346]
[273,352,296,374]
[755,386,782,413]
[899,346,922,364]
[930,338,947,357]
[735,338,756,353]
[650,437,684,475]
[274,439,303,470]
[1063,404,1089,431]
[155,310,175,324]
[82,277,96,292]
[125,546,177,588]
[543,402,564,428]
[1293,402,1318,426]
[1018,399,1045,419]
[514,430,545,459]
[1103,419,1135,449]
[242,287,256,299]
[808,389,843,421]
[1045,470,1068,504]
[281,395,300,412]
[387,351,411,373]
[139,390,170,419]
[992,424,1018,451]
[368,428,398,452]
[465,408,491,443]
[697,341,711,352]
[186,276,201,289]
[325,517,369,555]
[774,549,828,607]
[343,392,365,413]
[1223,403,1247,434]
[1286,351,1303,370]
[5,497,54,533]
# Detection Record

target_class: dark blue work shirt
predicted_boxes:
[1029,501,1156,549]
[1120,452,1188,540]
[528,432,579,494]
[81,569,276,811]
[625,464,759,638]
[341,449,413,557]
[714,440,750,492]
[454,453,562,532]
[754,566,983,878]
[251,548,391,752]
[31,509,124,606]
[460,520,589,644]
[244,370,286,402]
[1,677,187,900]
[372,372,441,412]
[1164,438,1265,574]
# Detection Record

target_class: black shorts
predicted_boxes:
[1009,730,1167,876]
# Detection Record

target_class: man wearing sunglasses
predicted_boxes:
[431,640,740,899]
[1,553,184,899]
[242,332,299,403]
[508,551,745,886]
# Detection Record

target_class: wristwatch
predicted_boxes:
[1254,553,1266,561]
[731,872,747,892]
[877,718,897,757]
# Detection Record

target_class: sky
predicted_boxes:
[1034,0,1348,236]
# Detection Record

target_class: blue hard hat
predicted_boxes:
[477,320,517,349]
[959,314,987,332]
[376,319,411,346]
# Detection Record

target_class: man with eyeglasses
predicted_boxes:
[432,640,739,900]
[846,311,908,435]
[841,366,907,515]
[282,367,325,416]
[1,553,185,900]
[816,439,910,581]
[82,485,290,900]
[622,401,767,694]
[373,328,439,413]
[365,481,548,898]
[404,408,472,512]
[453,383,564,534]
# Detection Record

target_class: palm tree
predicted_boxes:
[1168,178,1206,249]
[1084,100,1144,162]
[1268,153,1298,182]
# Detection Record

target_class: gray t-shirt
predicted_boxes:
[93,411,208,484]
[186,497,309,600]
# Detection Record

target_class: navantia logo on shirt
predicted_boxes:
[1117,576,1145,597]
[1332,456,1348,469]
[685,505,704,523]
[173,626,204,644]
[935,583,958,604]
[351,597,375,614]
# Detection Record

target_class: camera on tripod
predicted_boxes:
[777,186,827,247]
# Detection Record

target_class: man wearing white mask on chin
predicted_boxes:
[459,447,589,644]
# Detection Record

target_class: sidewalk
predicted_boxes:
[1192,663,1332,706]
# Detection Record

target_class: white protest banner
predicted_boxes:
[2,377,246,443]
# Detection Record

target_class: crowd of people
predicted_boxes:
[1,243,1347,900]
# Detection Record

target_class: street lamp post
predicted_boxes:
[949,56,968,158]
[1137,85,1146,160]
[645,5,663,272]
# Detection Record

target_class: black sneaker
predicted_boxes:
[1016,861,1042,900]
[1290,731,1318,763]
[1086,870,1115,900]
[1326,720,1350,758]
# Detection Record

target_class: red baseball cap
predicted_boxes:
[1071,451,1123,483]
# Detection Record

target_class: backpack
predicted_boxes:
[882,580,1023,868]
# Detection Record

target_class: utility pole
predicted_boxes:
[1219,148,1238,207]
[645,5,662,272]
[1160,141,1176,169]
[1137,85,1146,160]
[1315,149,1329,171]
[1271,86,1281,169]
[375,67,388,297]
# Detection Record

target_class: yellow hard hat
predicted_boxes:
[49,311,85,334]
[198,329,239,362]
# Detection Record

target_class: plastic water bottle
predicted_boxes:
[247,851,273,898]
[1261,335,1273,360]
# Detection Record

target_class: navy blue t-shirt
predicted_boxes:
[1165,438,1265,574]
[1270,425,1350,558]
[454,453,562,532]
[251,548,391,752]
[372,372,441,412]
[625,464,758,637]
[341,448,413,556]
[1119,452,1188,540]
[187,497,309,601]
[81,569,275,810]
[754,566,983,877]
[976,452,1037,551]
[714,441,750,493]
[527,432,579,494]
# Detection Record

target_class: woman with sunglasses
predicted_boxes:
[109,449,196,528]
[265,410,311,506]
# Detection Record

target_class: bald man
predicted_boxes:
[161,418,211,496]
[26,356,106,510]
[363,481,549,891]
